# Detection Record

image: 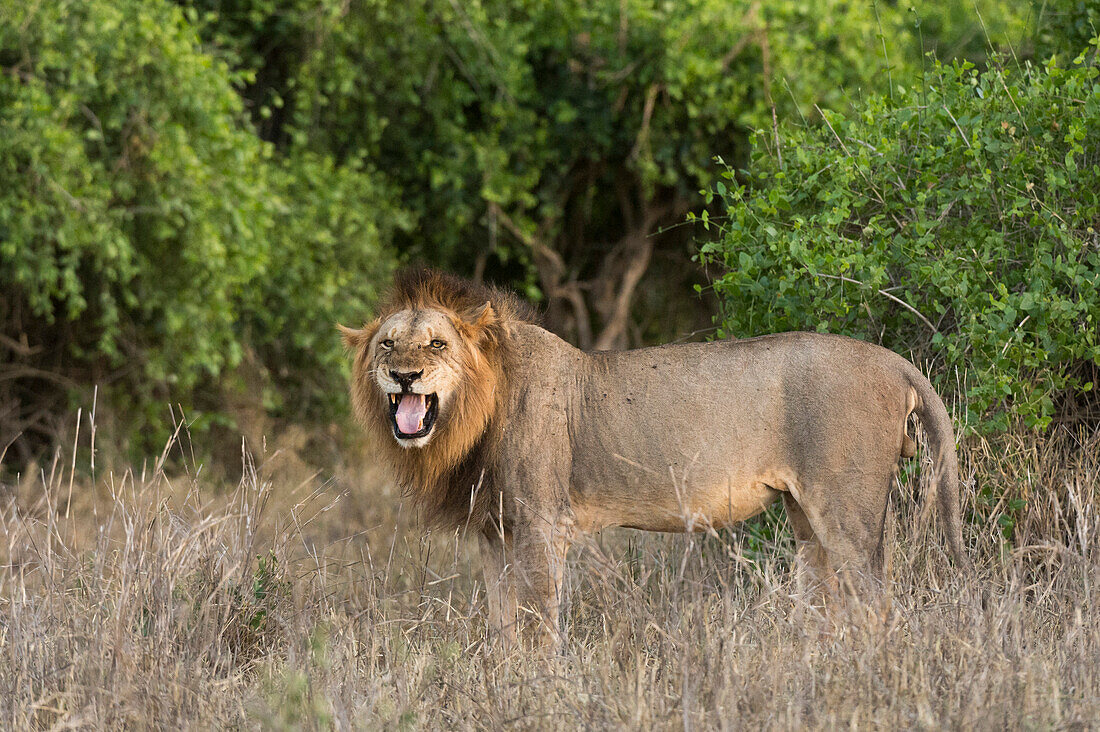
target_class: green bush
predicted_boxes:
[0,0,1055,464]
[247,152,404,423]
[1031,0,1100,62]
[699,48,1100,431]
[0,0,269,383]
[218,0,1027,347]
[0,0,398,459]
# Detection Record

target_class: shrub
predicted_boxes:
[699,49,1100,431]
[0,0,398,461]
[1031,0,1100,62]
[246,152,404,424]
[250,0,1028,348]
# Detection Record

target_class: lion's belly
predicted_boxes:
[571,470,784,533]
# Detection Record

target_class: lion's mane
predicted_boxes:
[345,269,536,529]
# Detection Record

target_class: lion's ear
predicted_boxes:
[463,301,496,329]
[457,301,500,347]
[338,319,380,351]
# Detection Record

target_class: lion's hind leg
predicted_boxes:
[783,473,891,595]
[782,493,834,602]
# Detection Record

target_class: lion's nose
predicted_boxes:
[390,370,423,391]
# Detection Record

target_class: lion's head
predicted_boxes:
[340,269,534,526]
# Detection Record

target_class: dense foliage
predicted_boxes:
[191,0,1028,348]
[0,0,1088,464]
[0,0,398,458]
[701,48,1100,431]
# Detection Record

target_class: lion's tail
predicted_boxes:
[904,364,969,569]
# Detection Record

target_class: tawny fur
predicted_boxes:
[342,270,968,646]
[341,270,535,528]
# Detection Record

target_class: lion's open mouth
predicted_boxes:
[388,392,439,439]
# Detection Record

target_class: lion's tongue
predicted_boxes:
[395,394,427,434]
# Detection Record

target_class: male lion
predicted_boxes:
[341,270,966,646]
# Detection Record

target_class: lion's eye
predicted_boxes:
[430,339,446,350]
[380,339,394,349]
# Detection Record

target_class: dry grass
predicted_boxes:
[1,423,1099,730]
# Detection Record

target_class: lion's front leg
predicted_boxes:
[511,513,574,650]
[479,530,518,649]
[494,411,574,650]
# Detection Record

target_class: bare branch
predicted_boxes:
[814,272,938,334]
